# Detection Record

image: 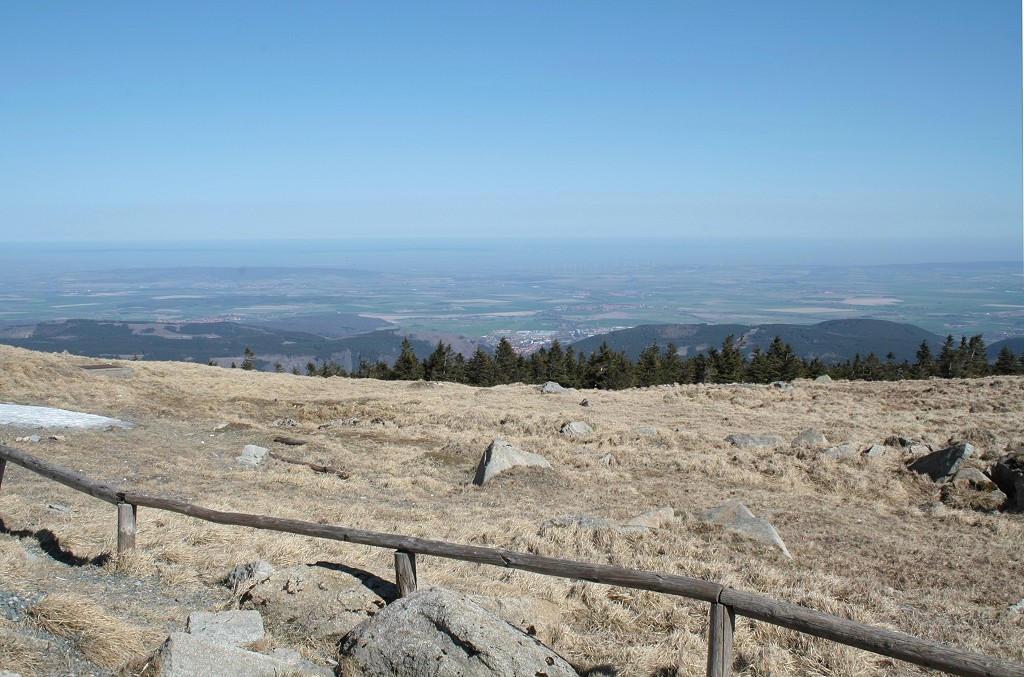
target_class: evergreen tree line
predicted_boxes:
[286,333,1024,389]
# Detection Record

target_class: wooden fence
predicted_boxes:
[0,443,1021,677]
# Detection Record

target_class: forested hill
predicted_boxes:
[569,319,944,363]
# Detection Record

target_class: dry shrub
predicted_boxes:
[28,593,154,669]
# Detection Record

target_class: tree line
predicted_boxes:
[258,333,1024,389]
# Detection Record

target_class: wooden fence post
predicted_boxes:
[395,550,417,597]
[117,503,137,554]
[0,458,7,494]
[707,602,735,677]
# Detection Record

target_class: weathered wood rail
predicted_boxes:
[1,443,1021,677]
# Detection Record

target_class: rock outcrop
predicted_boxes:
[560,421,594,437]
[726,434,785,449]
[236,444,269,468]
[908,442,974,482]
[339,589,579,677]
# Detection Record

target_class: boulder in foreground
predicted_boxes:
[339,588,579,677]
[473,440,551,486]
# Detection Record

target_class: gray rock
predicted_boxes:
[273,418,298,427]
[46,503,72,513]
[864,444,887,458]
[598,453,615,466]
[990,453,1024,512]
[241,565,391,640]
[700,500,791,558]
[226,560,275,593]
[1010,599,1024,614]
[623,507,674,529]
[473,440,551,486]
[726,434,785,449]
[822,442,859,460]
[814,374,833,383]
[635,426,658,437]
[560,421,594,437]
[579,398,591,407]
[156,631,331,677]
[186,610,265,647]
[339,589,579,677]
[235,444,269,468]
[791,428,828,449]
[951,467,998,491]
[540,381,567,394]
[908,442,974,482]
[771,381,794,391]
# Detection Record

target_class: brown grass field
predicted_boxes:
[0,344,1021,675]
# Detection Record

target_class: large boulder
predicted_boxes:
[186,610,265,647]
[907,442,974,482]
[540,381,568,394]
[473,440,551,486]
[156,632,331,677]
[700,500,791,558]
[339,589,579,677]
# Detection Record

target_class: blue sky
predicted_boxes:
[1,2,1020,258]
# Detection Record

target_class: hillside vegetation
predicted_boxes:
[0,344,1021,676]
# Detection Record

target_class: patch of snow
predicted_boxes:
[0,403,132,429]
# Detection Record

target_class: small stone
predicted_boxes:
[822,442,859,460]
[599,453,615,466]
[771,381,794,391]
[561,421,594,437]
[865,444,887,457]
[1010,599,1024,614]
[579,399,591,407]
[635,426,657,437]
[273,418,298,427]
[726,434,785,449]
[473,440,551,486]
[48,434,66,442]
[791,428,828,449]
[45,503,72,513]
[623,507,674,529]
[236,444,269,468]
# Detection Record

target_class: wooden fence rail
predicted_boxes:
[1,444,1021,677]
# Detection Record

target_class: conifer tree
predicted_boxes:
[994,346,1020,375]
[392,337,424,381]
[635,342,662,387]
[913,340,935,378]
[493,338,518,384]
[241,346,256,371]
[466,346,496,386]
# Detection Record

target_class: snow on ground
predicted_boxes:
[0,403,132,429]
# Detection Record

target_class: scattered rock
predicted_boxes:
[623,507,674,529]
[236,444,269,468]
[990,452,1024,512]
[45,503,72,513]
[560,421,594,437]
[771,381,794,392]
[822,442,859,460]
[273,418,298,427]
[814,374,833,383]
[15,435,41,443]
[1010,599,1024,614]
[579,398,591,407]
[700,500,791,558]
[635,426,657,436]
[908,442,974,483]
[726,434,785,449]
[791,428,828,449]
[156,631,331,677]
[339,589,580,677]
[540,381,568,393]
[940,482,1007,512]
[272,436,306,446]
[473,440,552,486]
[186,610,265,647]
[48,434,66,442]
[226,560,275,594]
[598,453,615,466]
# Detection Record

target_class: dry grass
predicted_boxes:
[27,593,159,669]
[0,344,1022,675]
